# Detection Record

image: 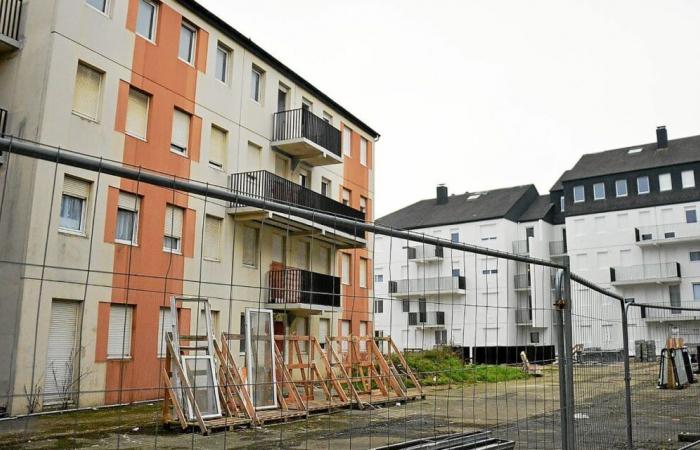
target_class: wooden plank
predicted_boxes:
[388,337,422,394]
[314,338,349,403]
[220,335,258,423]
[369,339,406,397]
[274,343,306,410]
[161,367,188,430]
[162,349,172,423]
[328,338,364,408]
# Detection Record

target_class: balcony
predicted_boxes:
[512,240,529,255]
[388,276,466,298]
[0,0,21,52]
[407,244,444,263]
[267,267,341,314]
[635,222,700,246]
[272,108,342,166]
[407,311,445,327]
[515,308,532,326]
[610,262,681,286]
[642,301,700,322]
[513,273,531,291]
[227,170,365,247]
[549,240,567,258]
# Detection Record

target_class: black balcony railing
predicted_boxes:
[0,0,22,42]
[229,170,365,238]
[272,108,342,157]
[268,267,341,308]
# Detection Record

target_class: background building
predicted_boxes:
[0,0,377,414]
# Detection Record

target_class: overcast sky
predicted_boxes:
[199,0,700,218]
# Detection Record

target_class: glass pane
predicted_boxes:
[184,357,219,418]
[246,309,275,409]
[59,195,83,231]
[116,209,135,241]
[216,47,227,82]
[136,0,155,39]
[179,26,194,62]
[86,0,107,12]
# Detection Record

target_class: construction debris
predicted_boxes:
[520,351,543,377]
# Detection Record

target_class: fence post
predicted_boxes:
[562,257,576,449]
[621,301,634,449]
[555,280,569,449]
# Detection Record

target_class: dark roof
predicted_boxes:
[176,0,380,139]
[550,171,568,191]
[518,195,554,223]
[377,185,539,230]
[560,134,700,183]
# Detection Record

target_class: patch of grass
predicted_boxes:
[395,348,530,386]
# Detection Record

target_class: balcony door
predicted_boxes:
[275,86,288,139]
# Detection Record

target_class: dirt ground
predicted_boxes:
[0,362,697,449]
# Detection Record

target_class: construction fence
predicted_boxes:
[0,136,698,449]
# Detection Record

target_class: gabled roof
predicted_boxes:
[560,134,700,183]
[176,0,380,139]
[377,185,539,230]
[518,195,554,223]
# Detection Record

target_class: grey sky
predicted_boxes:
[199,0,700,217]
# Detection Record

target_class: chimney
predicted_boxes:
[656,126,668,150]
[436,184,448,205]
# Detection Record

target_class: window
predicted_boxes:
[593,182,605,200]
[178,22,196,64]
[242,226,258,267]
[560,196,565,212]
[615,179,628,197]
[170,109,191,155]
[402,300,410,312]
[298,171,309,188]
[271,234,285,263]
[108,304,133,359]
[135,0,157,41]
[342,188,351,206]
[319,318,330,349]
[59,176,90,233]
[573,185,585,203]
[659,173,672,192]
[451,231,459,243]
[250,66,263,102]
[239,314,246,353]
[163,205,184,253]
[359,196,367,215]
[215,44,230,83]
[452,268,461,277]
[530,332,540,344]
[682,170,696,189]
[157,307,174,357]
[342,126,352,156]
[687,209,698,224]
[296,317,310,353]
[359,322,368,351]
[360,137,368,166]
[359,258,368,288]
[374,300,384,313]
[86,0,108,13]
[116,192,139,244]
[72,63,103,120]
[126,87,149,140]
[694,283,700,301]
[209,125,227,169]
[690,251,700,262]
[321,178,331,197]
[637,176,650,194]
[374,274,384,283]
[323,111,332,123]
[203,215,222,260]
[341,253,351,285]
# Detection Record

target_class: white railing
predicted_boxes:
[636,222,700,243]
[407,244,444,261]
[611,262,680,283]
[389,276,466,295]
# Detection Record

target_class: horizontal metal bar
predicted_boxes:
[628,302,700,313]
[0,136,565,269]
[570,272,624,302]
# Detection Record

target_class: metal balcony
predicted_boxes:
[515,308,532,325]
[407,244,444,263]
[227,170,366,246]
[512,240,529,255]
[272,108,342,166]
[0,0,22,52]
[388,276,466,297]
[267,267,341,313]
[513,273,531,291]
[549,240,567,257]
[407,311,446,327]
[610,262,681,286]
[642,301,700,322]
[635,222,700,246]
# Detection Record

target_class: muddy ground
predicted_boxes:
[0,362,697,449]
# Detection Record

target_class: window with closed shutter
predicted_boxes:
[209,125,227,168]
[342,188,351,206]
[341,253,351,285]
[43,300,80,405]
[171,109,190,154]
[360,137,367,166]
[318,319,330,349]
[242,226,258,267]
[271,233,285,263]
[108,304,133,359]
[126,88,149,140]
[163,205,184,253]
[359,322,368,351]
[116,192,139,243]
[342,127,352,156]
[73,63,102,120]
[157,307,174,357]
[359,258,367,288]
[204,215,222,260]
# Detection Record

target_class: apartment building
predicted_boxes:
[0,0,377,414]
[373,184,559,356]
[374,126,700,359]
